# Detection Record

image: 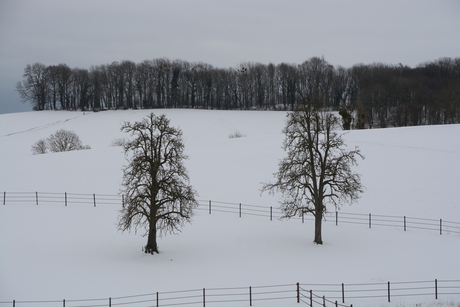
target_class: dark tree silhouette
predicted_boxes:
[118,113,198,254]
[16,63,50,110]
[262,97,364,244]
[17,57,459,126]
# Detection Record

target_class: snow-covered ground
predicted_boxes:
[1,110,459,307]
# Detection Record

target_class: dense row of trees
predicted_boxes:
[16,57,459,128]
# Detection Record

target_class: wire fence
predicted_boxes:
[2,192,460,306]
[2,191,460,236]
[299,279,460,303]
[1,191,122,207]
[198,200,460,235]
[1,280,459,307]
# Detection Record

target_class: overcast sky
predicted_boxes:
[1,0,459,114]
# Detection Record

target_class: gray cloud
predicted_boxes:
[1,0,459,113]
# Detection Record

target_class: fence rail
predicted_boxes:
[2,192,460,306]
[2,191,123,207]
[299,279,460,303]
[1,280,459,307]
[2,192,460,235]
[197,199,460,236]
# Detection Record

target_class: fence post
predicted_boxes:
[93,194,96,207]
[310,290,312,307]
[440,219,442,235]
[36,191,39,205]
[342,283,345,303]
[323,296,326,307]
[109,297,111,307]
[239,203,241,217]
[65,192,67,206]
[369,213,372,229]
[387,281,390,302]
[435,279,438,299]
[270,206,272,221]
[3,191,5,205]
[203,288,206,307]
[336,211,338,226]
[63,299,65,307]
[404,216,406,231]
[209,200,211,214]
[156,292,159,307]
[13,300,15,307]
[297,282,300,303]
[249,286,252,306]
[302,213,304,224]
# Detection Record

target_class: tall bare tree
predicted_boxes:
[262,97,364,244]
[16,63,50,110]
[118,113,198,254]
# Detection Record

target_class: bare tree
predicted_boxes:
[16,63,50,110]
[118,113,198,254]
[56,63,73,110]
[262,98,364,244]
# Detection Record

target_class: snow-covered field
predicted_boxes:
[0,110,459,307]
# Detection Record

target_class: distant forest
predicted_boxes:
[16,56,459,128]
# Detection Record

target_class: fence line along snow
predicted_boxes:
[2,192,460,235]
[2,191,123,207]
[199,200,460,235]
[1,280,459,307]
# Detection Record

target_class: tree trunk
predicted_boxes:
[145,221,159,254]
[314,211,323,245]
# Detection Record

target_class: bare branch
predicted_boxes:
[261,98,364,244]
[118,113,198,254]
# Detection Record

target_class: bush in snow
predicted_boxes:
[31,138,48,155]
[47,129,90,152]
[228,131,245,138]
[31,129,90,154]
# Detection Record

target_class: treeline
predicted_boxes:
[16,56,460,128]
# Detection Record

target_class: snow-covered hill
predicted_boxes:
[1,110,459,306]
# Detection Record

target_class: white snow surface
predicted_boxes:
[0,110,459,307]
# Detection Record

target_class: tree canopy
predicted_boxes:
[262,98,364,244]
[118,113,198,254]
